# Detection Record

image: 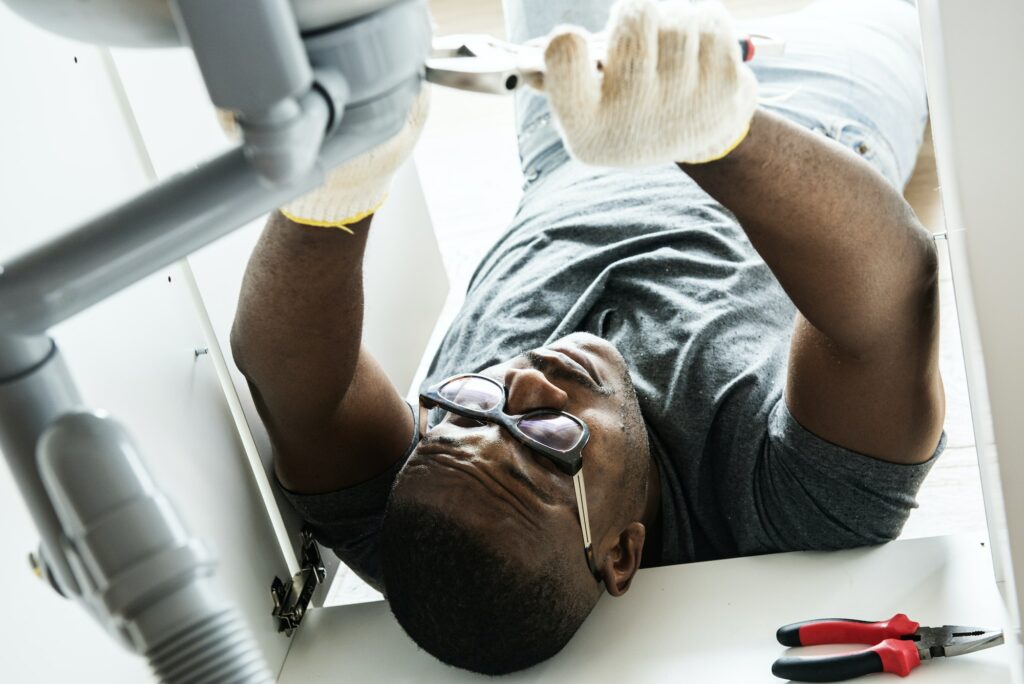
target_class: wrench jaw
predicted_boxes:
[426,35,541,94]
[910,626,1005,661]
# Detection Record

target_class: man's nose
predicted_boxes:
[503,367,568,414]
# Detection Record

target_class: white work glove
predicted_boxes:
[221,87,430,232]
[218,89,430,229]
[282,87,430,230]
[536,0,758,167]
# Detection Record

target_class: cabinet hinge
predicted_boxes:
[271,529,325,636]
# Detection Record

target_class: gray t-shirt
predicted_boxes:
[281,155,941,592]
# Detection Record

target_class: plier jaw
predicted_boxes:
[773,613,1004,681]
[913,624,1005,660]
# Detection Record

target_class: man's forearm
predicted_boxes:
[231,212,371,438]
[680,109,938,357]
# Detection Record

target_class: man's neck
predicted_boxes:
[642,451,661,529]
[637,449,663,567]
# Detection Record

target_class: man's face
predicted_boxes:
[394,331,648,580]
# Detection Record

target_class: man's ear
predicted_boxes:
[599,522,646,597]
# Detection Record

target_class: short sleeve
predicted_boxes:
[731,399,944,555]
[275,402,419,593]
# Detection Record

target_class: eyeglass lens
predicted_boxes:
[518,413,584,452]
[438,376,503,411]
[439,377,585,453]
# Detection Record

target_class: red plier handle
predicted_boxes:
[738,37,756,62]
[773,614,922,682]
[777,613,920,646]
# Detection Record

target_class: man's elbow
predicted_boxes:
[229,315,256,380]
[886,215,940,331]
[909,226,941,325]
[850,222,939,360]
[916,221,940,281]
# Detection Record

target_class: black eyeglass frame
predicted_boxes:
[418,373,601,581]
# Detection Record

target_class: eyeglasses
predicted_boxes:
[419,373,600,580]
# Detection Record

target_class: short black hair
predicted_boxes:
[380,494,596,675]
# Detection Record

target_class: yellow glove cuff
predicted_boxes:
[279,87,429,233]
[688,120,752,165]
[280,194,388,234]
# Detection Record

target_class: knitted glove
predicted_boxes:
[280,87,430,231]
[537,0,757,167]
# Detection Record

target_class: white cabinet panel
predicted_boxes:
[919,2,1024,662]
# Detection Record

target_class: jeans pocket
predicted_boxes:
[761,104,905,188]
[829,118,902,188]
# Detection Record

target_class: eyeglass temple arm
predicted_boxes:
[572,471,599,579]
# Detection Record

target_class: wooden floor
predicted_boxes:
[416,0,985,542]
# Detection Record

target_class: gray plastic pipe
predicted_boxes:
[38,412,274,683]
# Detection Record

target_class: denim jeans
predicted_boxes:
[502,0,928,191]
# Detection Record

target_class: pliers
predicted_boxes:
[772,613,1004,681]
[426,33,786,95]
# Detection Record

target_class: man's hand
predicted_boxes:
[538,0,758,167]
[282,87,430,230]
